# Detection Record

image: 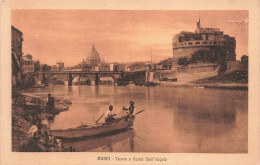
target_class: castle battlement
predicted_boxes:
[172,20,236,64]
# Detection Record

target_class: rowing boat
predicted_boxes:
[50,117,135,139]
[63,129,135,151]
[55,105,69,112]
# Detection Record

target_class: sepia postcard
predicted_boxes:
[1,0,260,165]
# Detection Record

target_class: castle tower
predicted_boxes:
[172,19,236,66]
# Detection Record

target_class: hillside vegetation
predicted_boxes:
[194,61,248,84]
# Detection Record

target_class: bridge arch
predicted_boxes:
[28,71,124,86]
[97,74,117,85]
[71,74,91,85]
[45,74,67,84]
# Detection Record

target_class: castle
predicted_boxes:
[172,19,236,65]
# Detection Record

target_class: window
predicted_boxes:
[214,41,217,44]
[189,42,193,45]
[196,42,200,44]
[202,42,207,44]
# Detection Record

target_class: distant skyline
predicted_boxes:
[12,10,248,66]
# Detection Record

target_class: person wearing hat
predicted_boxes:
[122,101,135,119]
[105,105,116,123]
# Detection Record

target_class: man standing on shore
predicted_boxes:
[46,94,55,110]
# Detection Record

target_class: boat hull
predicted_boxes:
[50,117,134,139]
[63,129,135,151]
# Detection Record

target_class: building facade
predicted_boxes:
[11,26,23,86]
[22,54,35,73]
[98,65,110,72]
[51,65,58,71]
[172,19,236,65]
[56,61,65,70]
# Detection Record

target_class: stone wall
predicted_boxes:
[173,46,209,63]
[150,64,219,83]
[172,45,236,64]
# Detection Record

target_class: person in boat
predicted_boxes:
[105,105,116,123]
[122,101,135,120]
[123,101,135,115]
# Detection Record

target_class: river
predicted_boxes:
[21,84,248,153]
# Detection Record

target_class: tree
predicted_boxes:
[42,64,51,71]
[178,57,190,66]
[191,49,219,64]
[34,61,41,72]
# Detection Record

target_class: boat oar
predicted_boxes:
[135,109,145,116]
[96,113,104,123]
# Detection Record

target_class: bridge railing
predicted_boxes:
[27,70,125,74]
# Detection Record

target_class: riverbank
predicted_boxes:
[157,68,248,90]
[199,83,248,90]
[157,81,248,90]
[12,91,73,152]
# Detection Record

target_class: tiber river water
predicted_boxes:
[22,84,248,153]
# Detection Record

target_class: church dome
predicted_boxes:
[86,45,101,65]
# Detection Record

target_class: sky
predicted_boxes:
[12,10,248,66]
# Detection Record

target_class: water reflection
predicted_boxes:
[95,86,100,97]
[21,85,248,153]
[174,109,236,137]
[63,129,135,152]
[68,86,73,94]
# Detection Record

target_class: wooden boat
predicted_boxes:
[50,117,135,139]
[55,105,69,112]
[63,129,135,151]
[33,84,46,88]
[25,102,41,109]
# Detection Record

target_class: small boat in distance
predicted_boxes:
[33,84,46,88]
[55,105,69,112]
[50,117,135,139]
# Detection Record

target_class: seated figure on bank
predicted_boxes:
[105,105,116,123]
[28,119,40,139]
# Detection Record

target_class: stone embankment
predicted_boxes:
[154,62,248,90]
[12,91,74,152]
[158,81,248,90]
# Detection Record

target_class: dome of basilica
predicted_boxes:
[86,45,101,65]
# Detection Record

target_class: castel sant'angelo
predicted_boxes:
[172,19,236,65]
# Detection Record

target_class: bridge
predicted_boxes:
[28,71,126,86]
